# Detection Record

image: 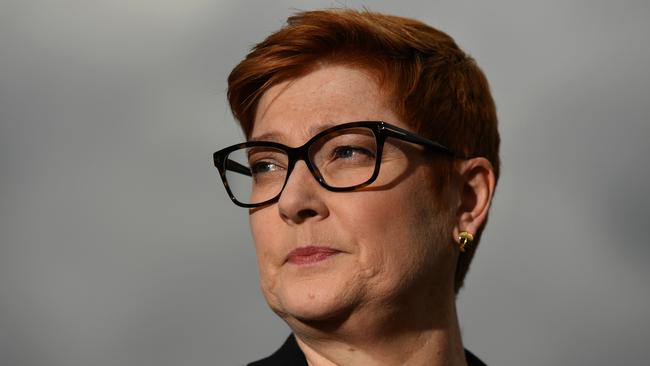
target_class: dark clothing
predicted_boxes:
[248,334,487,365]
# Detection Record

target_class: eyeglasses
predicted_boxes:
[213,121,455,208]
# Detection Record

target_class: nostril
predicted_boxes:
[279,207,320,225]
[297,208,318,219]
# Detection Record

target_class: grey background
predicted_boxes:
[1,0,649,365]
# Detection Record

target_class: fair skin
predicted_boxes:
[249,64,495,366]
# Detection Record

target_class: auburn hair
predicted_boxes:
[227,9,500,293]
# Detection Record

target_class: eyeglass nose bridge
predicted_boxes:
[277,144,329,198]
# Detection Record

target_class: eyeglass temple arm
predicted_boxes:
[226,158,252,177]
[382,124,455,156]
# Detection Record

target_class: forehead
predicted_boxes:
[251,65,402,144]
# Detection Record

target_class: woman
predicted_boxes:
[214,9,499,366]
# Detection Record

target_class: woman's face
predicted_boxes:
[249,64,457,323]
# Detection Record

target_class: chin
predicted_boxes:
[267,276,361,324]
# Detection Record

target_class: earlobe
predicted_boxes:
[453,157,496,240]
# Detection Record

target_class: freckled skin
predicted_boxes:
[249,65,457,326]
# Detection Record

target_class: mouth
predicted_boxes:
[285,246,341,265]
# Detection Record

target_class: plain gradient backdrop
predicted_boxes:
[1,1,649,365]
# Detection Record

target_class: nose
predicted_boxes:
[277,160,329,225]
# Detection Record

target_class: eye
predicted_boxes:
[331,146,375,160]
[246,148,287,176]
[251,160,280,174]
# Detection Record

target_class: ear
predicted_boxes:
[452,157,496,240]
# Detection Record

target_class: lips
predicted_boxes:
[286,246,340,265]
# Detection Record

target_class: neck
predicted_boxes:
[286,289,466,366]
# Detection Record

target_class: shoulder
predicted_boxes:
[465,348,488,366]
[246,334,307,366]
[247,334,487,366]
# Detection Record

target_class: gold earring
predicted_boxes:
[457,231,474,253]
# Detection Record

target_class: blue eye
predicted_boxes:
[332,146,375,160]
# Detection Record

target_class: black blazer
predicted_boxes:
[247,334,487,365]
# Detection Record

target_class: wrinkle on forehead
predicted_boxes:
[250,121,340,145]
[251,65,396,145]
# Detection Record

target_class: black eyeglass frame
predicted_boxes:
[213,121,457,208]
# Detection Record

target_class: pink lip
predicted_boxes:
[286,246,340,265]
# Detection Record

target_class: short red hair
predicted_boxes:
[227,9,500,293]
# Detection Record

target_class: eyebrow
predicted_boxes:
[249,121,340,144]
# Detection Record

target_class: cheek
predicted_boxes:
[342,192,430,281]
[338,188,441,284]
[249,212,280,283]
[249,214,265,253]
